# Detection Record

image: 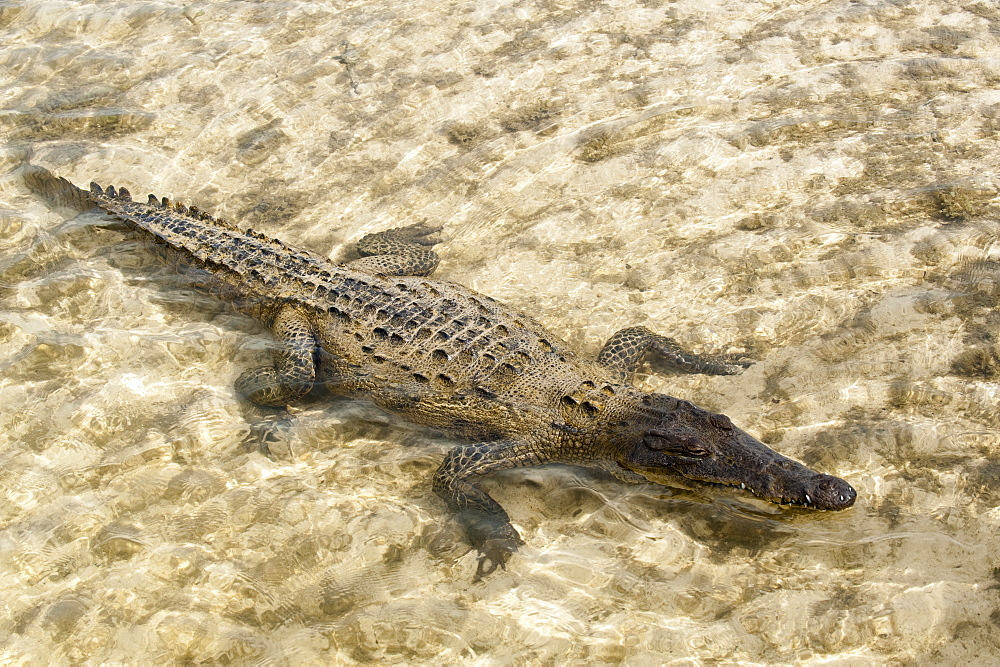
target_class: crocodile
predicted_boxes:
[24,165,857,580]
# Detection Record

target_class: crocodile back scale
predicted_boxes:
[25,165,856,581]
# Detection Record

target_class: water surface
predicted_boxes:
[1,0,999,662]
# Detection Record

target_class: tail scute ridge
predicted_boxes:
[21,165,95,213]
[28,168,242,234]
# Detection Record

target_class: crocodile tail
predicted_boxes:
[22,165,96,213]
[86,180,243,234]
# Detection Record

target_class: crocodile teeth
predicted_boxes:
[805,494,812,504]
[740,483,746,490]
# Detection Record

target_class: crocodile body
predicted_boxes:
[25,166,857,579]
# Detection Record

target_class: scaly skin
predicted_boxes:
[24,165,857,580]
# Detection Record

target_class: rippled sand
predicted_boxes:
[2,0,999,662]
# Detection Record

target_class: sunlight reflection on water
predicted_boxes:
[1,0,1000,662]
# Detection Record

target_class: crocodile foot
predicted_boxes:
[715,353,755,374]
[236,365,313,407]
[242,413,295,459]
[391,221,443,246]
[649,350,753,376]
[463,514,524,582]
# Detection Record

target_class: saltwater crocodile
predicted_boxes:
[25,165,857,579]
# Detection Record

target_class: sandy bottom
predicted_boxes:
[1,0,1000,662]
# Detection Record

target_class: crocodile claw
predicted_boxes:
[465,515,524,582]
[473,539,519,581]
[720,355,754,374]
[393,221,444,246]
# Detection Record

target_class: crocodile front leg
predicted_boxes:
[346,222,442,277]
[235,305,318,407]
[433,440,547,580]
[597,325,749,380]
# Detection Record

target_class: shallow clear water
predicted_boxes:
[2,0,1000,662]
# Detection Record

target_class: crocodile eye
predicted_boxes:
[644,428,711,457]
[679,441,709,457]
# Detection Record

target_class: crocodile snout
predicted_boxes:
[802,473,857,510]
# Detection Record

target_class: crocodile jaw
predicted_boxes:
[622,419,856,511]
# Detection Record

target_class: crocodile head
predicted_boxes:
[620,398,856,510]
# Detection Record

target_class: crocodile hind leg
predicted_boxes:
[597,325,750,381]
[235,305,318,407]
[345,222,442,276]
[434,440,547,581]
